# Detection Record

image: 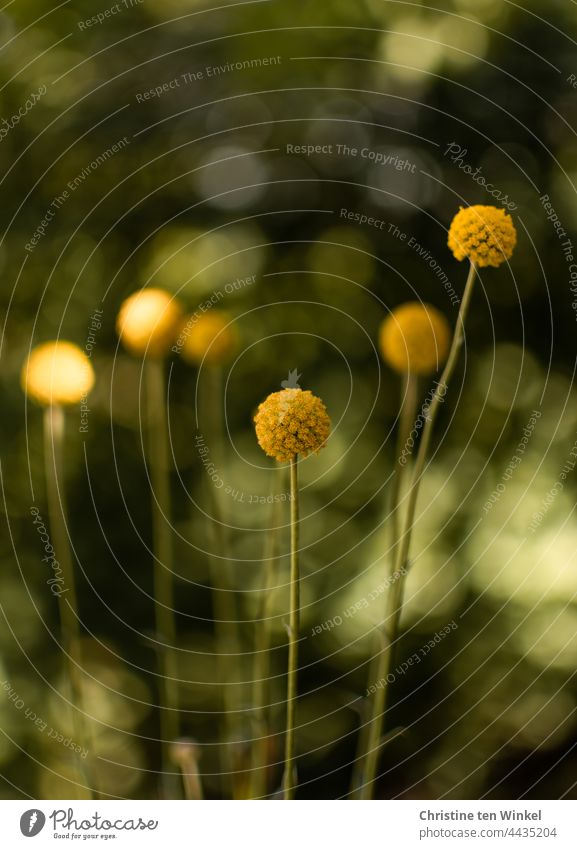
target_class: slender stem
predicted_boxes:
[172,740,204,800]
[357,601,396,800]
[249,464,285,799]
[360,260,477,800]
[180,757,203,801]
[204,516,237,799]
[43,405,93,800]
[202,365,241,798]
[392,261,477,582]
[351,371,418,797]
[282,456,300,800]
[389,371,419,556]
[146,359,179,793]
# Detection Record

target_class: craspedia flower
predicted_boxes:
[379,303,451,376]
[254,388,331,462]
[21,341,94,406]
[180,311,238,366]
[448,205,517,268]
[116,288,183,358]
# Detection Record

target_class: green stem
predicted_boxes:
[351,371,418,797]
[249,464,284,799]
[282,456,300,800]
[389,371,419,554]
[173,740,204,800]
[360,260,477,800]
[43,404,93,800]
[202,366,241,798]
[392,260,477,582]
[146,359,179,794]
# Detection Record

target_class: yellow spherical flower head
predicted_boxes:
[180,311,238,366]
[116,288,183,358]
[448,205,517,268]
[254,388,331,462]
[380,303,451,376]
[22,341,94,406]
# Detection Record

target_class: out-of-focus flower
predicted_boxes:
[116,288,183,358]
[379,303,451,375]
[180,311,238,366]
[22,341,94,406]
[448,205,517,267]
[254,388,331,462]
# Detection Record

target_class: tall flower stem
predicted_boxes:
[351,370,418,797]
[249,464,285,799]
[43,404,93,800]
[360,260,477,800]
[389,371,419,553]
[145,359,179,794]
[282,456,300,800]
[202,365,242,798]
[172,739,204,800]
[392,260,477,579]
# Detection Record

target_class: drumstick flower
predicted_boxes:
[116,288,183,358]
[360,206,517,799]
[379,303,451,377]
[117,287,183,795]
[447,204,517,267]
[254,384,330,800]
[22,340,94,406]
[179,310,238,366]
[254,387,331,463]
[21,340,95,798]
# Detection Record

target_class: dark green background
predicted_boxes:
[1,0,577,799]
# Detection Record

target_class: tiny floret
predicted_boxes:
[448,205,517,267]
[117,288,183,358]
[22,341,94,406]
[379,303,451,376]
[254,388,331,462]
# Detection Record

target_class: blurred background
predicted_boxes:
[1,0,577,800]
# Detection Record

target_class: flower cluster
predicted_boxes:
[448,204,517,268]
[180,311,238,366]
[254,388,331,462]
[116,288,183,358]
[22,341,94,406]
[379,302,451,376]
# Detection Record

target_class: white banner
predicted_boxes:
[1,800,575,848]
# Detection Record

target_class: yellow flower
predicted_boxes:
[22,341,94,406]
[116,288,183,358]
[180,311,238,366]
[448,205,517,267]
[379,303,451,376]
[254,388,331,462]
